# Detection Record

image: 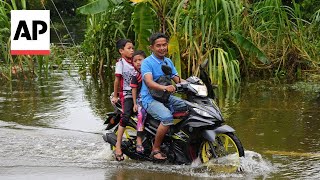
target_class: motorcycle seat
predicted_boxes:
[173,111,188,118]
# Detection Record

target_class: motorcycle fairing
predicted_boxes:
[183,115,216,127]
[184,100,223,121]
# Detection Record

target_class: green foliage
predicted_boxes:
[166,0,243,86]
[42,0,87,18]
[0,1,11,66]
[132,2,156,55]
[231,31,269,65]
[168,34,181,76]
[77,0,123,15]
[300,0,320,21]
[79,0,320,85]
[0,1,24,80]
[242,0,319,79]
[79,1,134,77]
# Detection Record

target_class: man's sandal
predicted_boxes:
[149,150,167,162]
[136,145,145,154]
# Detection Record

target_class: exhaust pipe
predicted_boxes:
[102,132,131,148]
[102,132,117,146]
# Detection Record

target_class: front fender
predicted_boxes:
[202,125,235,141]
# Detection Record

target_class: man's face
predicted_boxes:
[150,38,168,59]
[119,42,134,59]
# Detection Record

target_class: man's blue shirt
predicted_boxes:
[141,53,178,109]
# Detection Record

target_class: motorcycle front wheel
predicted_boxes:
[200,132,244,163]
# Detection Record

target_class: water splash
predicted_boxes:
[240,151,275,174]
[0,122,275,178]
[96,148,275,178]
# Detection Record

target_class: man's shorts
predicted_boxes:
[145,95,187,126]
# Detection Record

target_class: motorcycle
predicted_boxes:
[102,64,244,165]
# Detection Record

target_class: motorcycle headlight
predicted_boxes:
[189,84,208,97]
[193,108,212,118]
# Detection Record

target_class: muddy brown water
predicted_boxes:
[0,71,319,179]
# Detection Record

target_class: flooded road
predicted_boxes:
[0,71,319,179]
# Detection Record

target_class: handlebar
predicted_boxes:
[174,82,189,93]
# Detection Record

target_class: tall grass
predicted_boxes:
[166,0,245,86]
[241,0,319,79]
[79,0,320,85]
[0,1,12,80]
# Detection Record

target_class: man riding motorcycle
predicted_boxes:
[140,32,187,161]
[103,33,244,166]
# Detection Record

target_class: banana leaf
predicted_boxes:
[231,31,270,65]
[78,0,123,15]
[168,34,181,76]
[133,2,155,54]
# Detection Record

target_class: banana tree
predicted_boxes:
[78,0,135,76]
[78,0,177,57]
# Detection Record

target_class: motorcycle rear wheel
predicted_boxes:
[200,132,244,163]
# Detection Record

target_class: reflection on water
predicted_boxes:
[224,80,320,154]
[0,71,109,132]
[218,80,320,179]
[0,72,319,179]
[0,76,66,127]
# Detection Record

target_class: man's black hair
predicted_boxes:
[133,50,146,58]
[116,39,132,50]
[149,32,169,45]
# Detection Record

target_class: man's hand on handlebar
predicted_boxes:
[164,85,176,93]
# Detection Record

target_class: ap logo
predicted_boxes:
[11,10,50,55]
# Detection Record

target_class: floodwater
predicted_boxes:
[0,71,319,179]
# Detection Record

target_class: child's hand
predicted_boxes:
[111,96,118,104]
[133,104,138,112]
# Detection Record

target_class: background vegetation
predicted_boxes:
[1,0,319,86]
[78,0,320,86]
